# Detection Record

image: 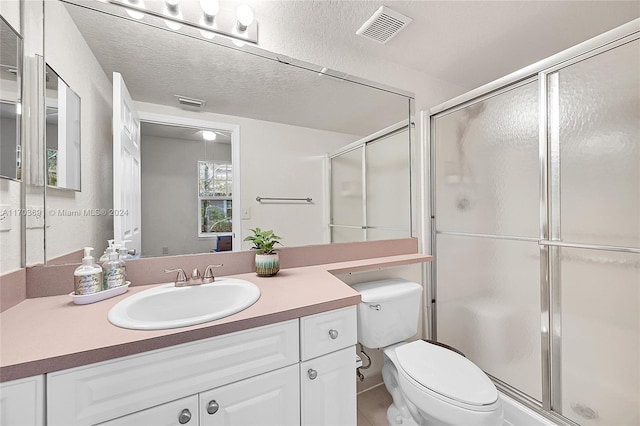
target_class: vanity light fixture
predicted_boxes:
[202,131,217,141]
[110,0,258,44]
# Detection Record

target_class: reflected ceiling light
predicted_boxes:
[202,131,217,141]
[164,0,182,30]
[123,0,145,19]
[236,4,254,32]
[199,25,216,39]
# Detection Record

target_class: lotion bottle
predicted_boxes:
[102,247,126,290]
[74,247,103,295]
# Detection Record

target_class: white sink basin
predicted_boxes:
[108,278,260,330]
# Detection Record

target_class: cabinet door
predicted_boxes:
[97,395,198,426]
[200,364,299,426]
[300,347,356,426]
[0,375,45,426]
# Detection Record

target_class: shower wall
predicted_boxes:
[431,32,639,425]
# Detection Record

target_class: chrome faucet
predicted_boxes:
[165,264,223,287]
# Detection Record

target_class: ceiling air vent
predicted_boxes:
[356,6,412,44]
[174,95,206,108]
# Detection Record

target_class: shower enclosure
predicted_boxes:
[429,22,639,425]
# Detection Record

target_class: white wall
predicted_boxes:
[140,134,231,257]
[43,0,113,260]
[135,101,360,251]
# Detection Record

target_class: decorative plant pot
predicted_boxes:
[255,253,280,277]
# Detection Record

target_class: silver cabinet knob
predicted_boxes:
[328,329,339,339]
[207,400,220,415]
[178,408,192,424]
[308,368,318,380]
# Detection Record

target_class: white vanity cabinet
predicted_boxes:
[300,307,357,426]
[44,306,357,426]
[47,320,299,426]
[0,375,45,426]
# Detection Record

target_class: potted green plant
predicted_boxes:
[244,228,282,277]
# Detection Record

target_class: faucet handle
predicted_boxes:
[191,268,202,280]
[165,268,187,284]
[203,264,223,283]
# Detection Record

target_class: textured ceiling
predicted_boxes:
[251,0,640,91]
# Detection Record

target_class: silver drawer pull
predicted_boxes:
[308,369,318,380]
[178,408,192,424]
[328,329,339,339]
[207,400,220,415]
[369,304,381,311]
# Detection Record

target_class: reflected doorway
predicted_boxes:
[138,117,240,257]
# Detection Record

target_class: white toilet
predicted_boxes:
[352,279,504,426]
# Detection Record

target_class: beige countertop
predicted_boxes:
[0,253,431,382]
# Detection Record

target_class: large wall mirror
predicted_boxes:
[0,16,22,182]
[40,0,413,264]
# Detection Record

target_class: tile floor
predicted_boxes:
[357,384,392,426]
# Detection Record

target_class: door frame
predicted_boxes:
[137,111,241,252]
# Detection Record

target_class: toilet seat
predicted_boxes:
[395,340,499,412]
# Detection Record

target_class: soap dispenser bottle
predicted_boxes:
[99,239,117,262]
[74,247,103,295]
[118,240,134,261]
[103,247,126,290]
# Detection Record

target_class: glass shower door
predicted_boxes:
[547,38,640,425]
[433,80,542,401]
[366,128,411,240]
[330,147,365,243]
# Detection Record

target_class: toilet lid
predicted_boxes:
[395,340,498,407]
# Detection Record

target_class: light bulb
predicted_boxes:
[236,4,254,32]
[202,131,217,141]
[200,0,219,17]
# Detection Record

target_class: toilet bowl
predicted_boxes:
[353,279,503,426]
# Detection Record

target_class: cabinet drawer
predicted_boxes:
[48,319,299,426]
[300,306,356,360]
[97,395,198,426]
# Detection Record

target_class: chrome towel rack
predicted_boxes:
[256,196,313,203]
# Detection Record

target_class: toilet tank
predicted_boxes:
[352,279,423,348]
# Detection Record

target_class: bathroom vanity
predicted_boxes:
[0,251,431,425]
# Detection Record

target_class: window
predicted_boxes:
[198,161,232,237]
